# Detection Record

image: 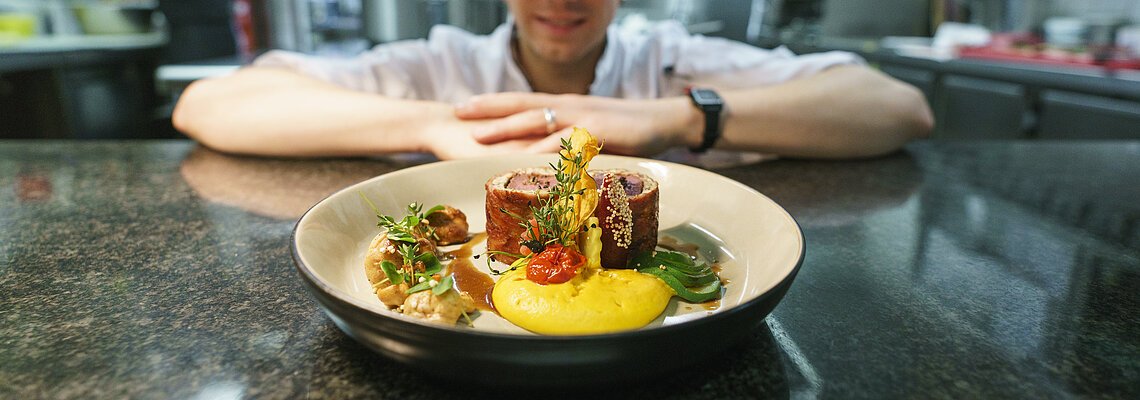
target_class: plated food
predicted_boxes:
[361,203,475,325]
[360,128,724,334]
[484,167,659,267]
[292,146,803,384]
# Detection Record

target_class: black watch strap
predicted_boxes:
[688,88,724,153]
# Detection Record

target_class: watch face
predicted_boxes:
[691,89,724,106]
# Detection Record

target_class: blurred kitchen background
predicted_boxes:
[1,0,1138,141]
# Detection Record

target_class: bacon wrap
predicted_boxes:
[484,168,659,267]
[485,168,553,265]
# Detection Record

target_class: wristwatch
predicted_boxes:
[687,87,724,153]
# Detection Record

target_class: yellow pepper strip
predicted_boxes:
[579,216,603,271]
[560,127,601,237]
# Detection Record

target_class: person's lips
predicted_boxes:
[535,15,587,36]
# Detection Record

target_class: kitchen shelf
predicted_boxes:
[0,32,166,72]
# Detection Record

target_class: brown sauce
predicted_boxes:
[706,263,726,310]
[444,233,496,312]
[657,238,724,311]
[657,235,699,258]
[700,299,721,310]
[681,299,721,311]
[712,263,729,284]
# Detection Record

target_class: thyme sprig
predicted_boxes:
[516,137,590,251]
[485,249,531,275]
[489,129,599,275]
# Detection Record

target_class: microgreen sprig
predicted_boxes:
[360,194,455,295]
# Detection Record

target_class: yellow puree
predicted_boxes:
[492,129,672,335]
[492,266,672,335]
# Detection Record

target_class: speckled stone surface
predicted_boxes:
[1,140,1137,399]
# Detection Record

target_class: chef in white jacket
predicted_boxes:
[173,0,932,160]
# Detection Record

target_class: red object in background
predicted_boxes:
[232,0,257,57]
[17,174,51,202]
[959,33,1140,71]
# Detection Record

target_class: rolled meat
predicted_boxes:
[485,168,658,267]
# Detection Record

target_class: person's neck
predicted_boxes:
[514,37,605,95]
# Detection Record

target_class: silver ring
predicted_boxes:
[542,107,557,134]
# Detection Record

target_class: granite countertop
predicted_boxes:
[1,140,1137,398]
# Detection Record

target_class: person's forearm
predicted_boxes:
[172,67,447,157]
[667,65,934,158]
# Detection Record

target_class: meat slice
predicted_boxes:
[485,168,553,264]
[484,168,658,267]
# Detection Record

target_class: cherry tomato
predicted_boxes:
[526,244,584,285]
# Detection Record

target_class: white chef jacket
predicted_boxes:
[253,20,862,103]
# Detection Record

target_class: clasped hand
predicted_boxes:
[438,92,687,159]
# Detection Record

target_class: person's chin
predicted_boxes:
[537,47,593,65]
